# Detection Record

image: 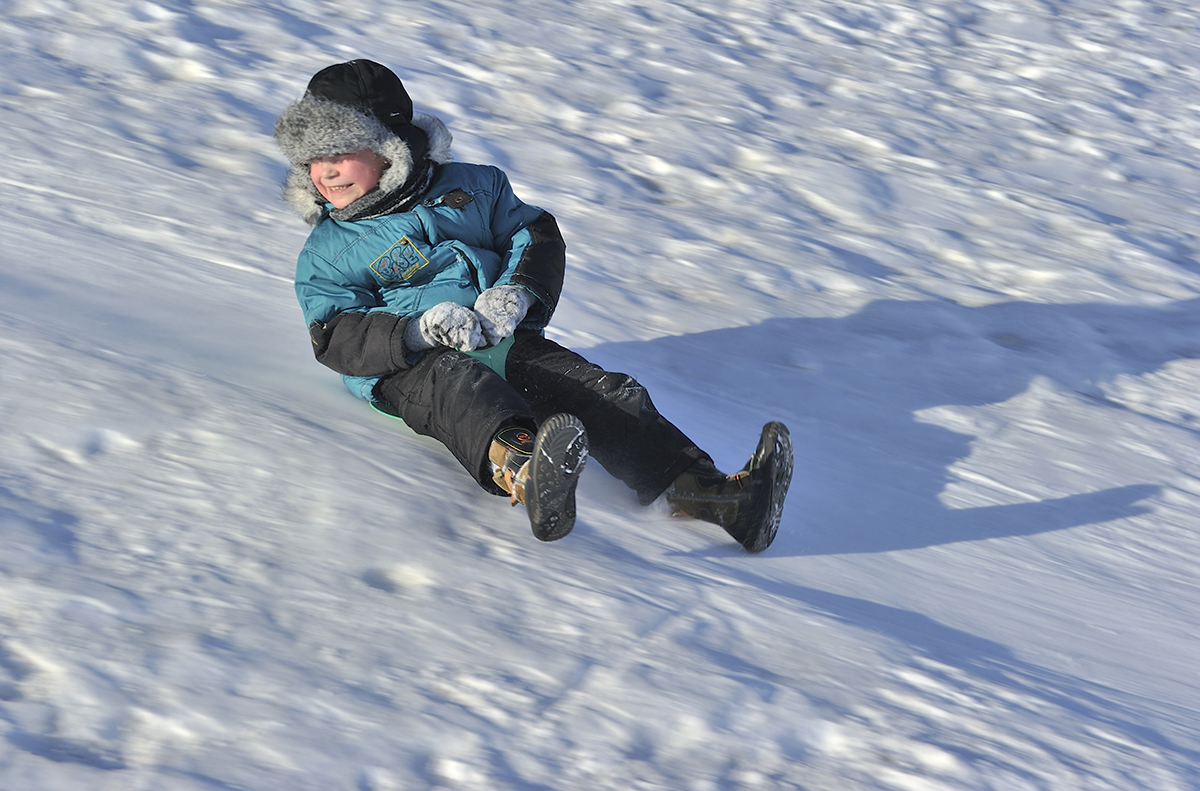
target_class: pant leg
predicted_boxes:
[374,348,537,494]
[505,331,710,504]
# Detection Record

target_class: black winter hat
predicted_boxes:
[306,59,414,134]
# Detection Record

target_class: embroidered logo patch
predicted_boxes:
[370,236,430,282]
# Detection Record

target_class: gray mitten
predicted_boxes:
[403,302,484,352]
[474,285,535,347]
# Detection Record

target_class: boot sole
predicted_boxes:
[526,414,589,542]
[735,422,794,553]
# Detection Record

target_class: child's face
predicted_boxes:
[309,150,386,209]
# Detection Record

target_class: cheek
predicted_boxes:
[354,162,383,192]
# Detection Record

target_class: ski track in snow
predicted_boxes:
[2,0,1200,788]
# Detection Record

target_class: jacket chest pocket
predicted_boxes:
[369,236,434,284]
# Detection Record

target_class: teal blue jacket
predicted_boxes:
[294,162,566,399]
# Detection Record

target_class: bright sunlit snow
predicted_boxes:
[1,1,1199,789]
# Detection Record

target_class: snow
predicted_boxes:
[1,0,1199,787]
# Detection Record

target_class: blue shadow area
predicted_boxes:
[582,297,1197,556]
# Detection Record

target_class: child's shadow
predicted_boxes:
[582,297,1198,556]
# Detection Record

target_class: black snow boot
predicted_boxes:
[498,414,589,542]
[666,422,794,553]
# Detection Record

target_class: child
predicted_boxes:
[274,60,792,551]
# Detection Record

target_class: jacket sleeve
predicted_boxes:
[307,310,413,376]
[295,250,415,377]
[486,168,567,320]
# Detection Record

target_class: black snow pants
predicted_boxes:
[374,330,710,502]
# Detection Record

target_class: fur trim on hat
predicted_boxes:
[275,95,392,167]
[275,95,454,224]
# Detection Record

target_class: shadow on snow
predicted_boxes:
[583,297,1198,557]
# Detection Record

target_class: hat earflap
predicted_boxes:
[374,134,414,196]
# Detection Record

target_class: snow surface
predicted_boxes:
[2,0,1199,788]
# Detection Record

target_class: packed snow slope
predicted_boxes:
[2,0,1199,789]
